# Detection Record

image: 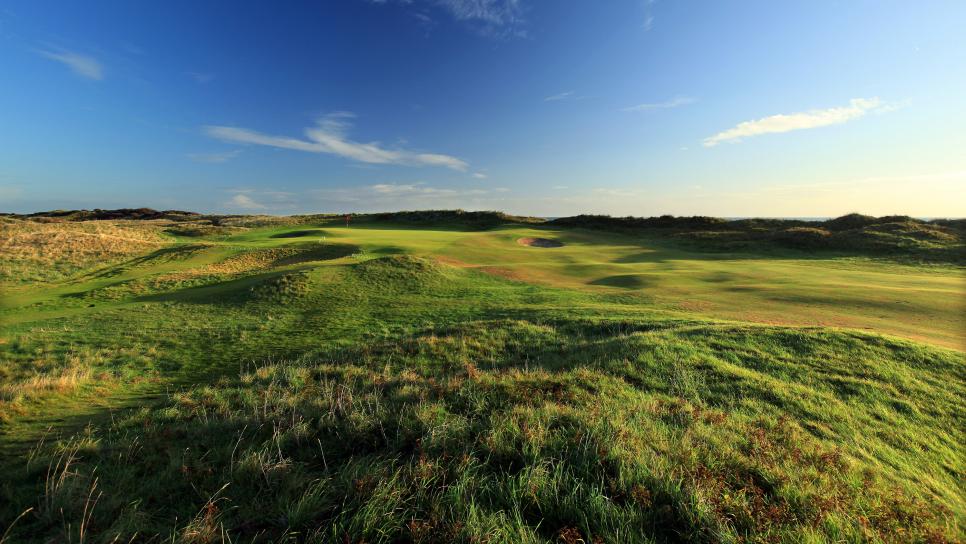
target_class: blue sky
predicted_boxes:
[1,0,964,216]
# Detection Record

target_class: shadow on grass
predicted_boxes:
[269,229,328,239]
[80,244,211,280]
[587,274,657,289]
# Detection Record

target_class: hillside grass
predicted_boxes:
[550,213,966,264]
[0,217,171,284]
[0,214,963,542]
[5,319,963,542]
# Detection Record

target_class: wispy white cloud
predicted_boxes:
[437,0,522,23]
[544,91,576,102]
[371,182,457,196]
[371,0,526,38]
[434,0,526,36]
[186,71,214,84]
[227,193,265,210]
[309,181,513,209]
[642,0,656,31]
[623,96,694,112]
[224,188,298,211]
[276,168,965,217]
[472,172,487,179]
[37,48,103,80]
[703,98,891,147]
[204,113,469,171]
[410,11,436,35]
[188,150,240,163]
[412,12,434,25]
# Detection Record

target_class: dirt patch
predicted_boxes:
[517,237,564,248]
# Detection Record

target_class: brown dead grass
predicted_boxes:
[0,217,169,283]
[0,368,97,416]
[0,342,159,423]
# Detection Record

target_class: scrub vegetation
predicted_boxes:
[550,214,965,263]
[0,209,963,542]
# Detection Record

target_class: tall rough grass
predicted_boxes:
[6,319,962,542]
[0,343,160,424]
[0,218,169,283]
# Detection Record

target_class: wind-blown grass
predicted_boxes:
[8,319,962,542]
[0,213,963,542]
[0,217,169,284]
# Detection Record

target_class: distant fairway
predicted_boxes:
[6,221,959,346]
[0,214,963,542]
[316,223,965,349]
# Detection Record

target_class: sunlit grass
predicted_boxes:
[0,215,962,541]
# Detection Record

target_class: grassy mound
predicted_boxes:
[352,255,450,291]
[366,210,545,230]
[271,242,358,266]
[247,271,312,302]
[0,217,169,283]
[154,243,357,283]
[135,244,358,304]
[165,224,246,238]
[9,208,201,222]
[6,319,962,542]
[772,227,833,249]
[551,214,965,262]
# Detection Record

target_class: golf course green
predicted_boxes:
[0,212,963,542]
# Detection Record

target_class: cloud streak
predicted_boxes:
[436,0,524,26]
[308,182,511,210]
[544,91,576,102]
[224,188,298,211]
[186,71,214,84]
[37,48,103,80]
[431,0,526,37]
[703,98,888,147]
[371,0,526,37]
[188,150,240,163]
[623,96,694,112]
[204,113,468,171]
[227,193,265,209]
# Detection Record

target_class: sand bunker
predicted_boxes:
[517,237,564,248]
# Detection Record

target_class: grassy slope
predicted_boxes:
[326,223,965,349]
[0,217,963,542]
[548,214,966,264]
